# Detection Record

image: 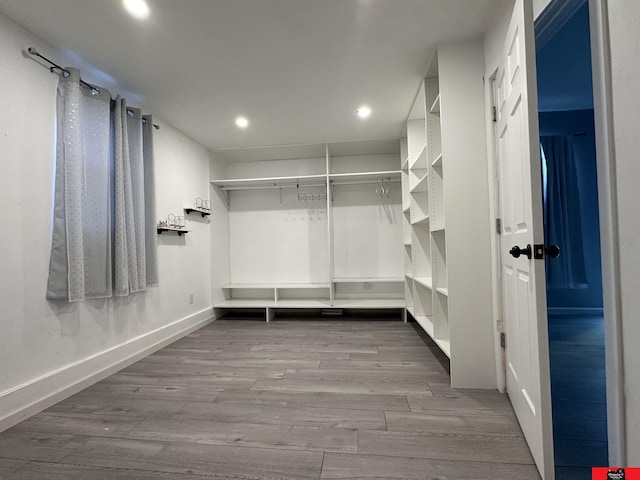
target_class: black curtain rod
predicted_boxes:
[27,47,159,130]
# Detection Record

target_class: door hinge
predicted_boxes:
[491,106,497,122]
[495,218,501,234]
[500,332,506,349]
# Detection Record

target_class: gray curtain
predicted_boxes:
[541,135,588,289]
[47,71,158,301]
[47,69,112,301]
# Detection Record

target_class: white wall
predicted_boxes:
[590,0,640,465]
[0,13,214,431]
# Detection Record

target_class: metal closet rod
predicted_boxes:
[27,47,160,130]
[219,178,400,191]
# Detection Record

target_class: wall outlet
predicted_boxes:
[189,293,194,304]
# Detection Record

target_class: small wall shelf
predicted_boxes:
[157,227,188,235]
[185,207,211,217]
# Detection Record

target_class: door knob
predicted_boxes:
[509,244,532,259]
[545,244,560,258]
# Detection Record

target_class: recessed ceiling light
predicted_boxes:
[356,106,372,119]
[123,0,150,20]
[235,116,249,128]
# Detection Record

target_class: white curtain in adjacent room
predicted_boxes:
[47,71,158,302]
[47,69,112,301]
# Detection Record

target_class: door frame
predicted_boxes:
[484,0,624,466]
[588,0,625,466]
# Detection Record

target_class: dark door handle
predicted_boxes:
[545,244,560,258]
[509,244,532,259]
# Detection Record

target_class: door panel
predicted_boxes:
[491,0,554,478]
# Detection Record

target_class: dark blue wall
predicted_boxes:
[539,110,603,309]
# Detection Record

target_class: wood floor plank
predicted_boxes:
[119,362,287,379]
[10,413,144,438]
[0,459,27,479]
[3,462,208,480]
[0,431,89,462]
[321,453,541,479]
[385,411,523,436]
[359,430,535,464]
[126,416,358,453]
[46,394,187,417]
[319,359,448,373]
[177,401,386,430]
[100,372,257,389]
[249,343,380,354]
[251,376,430,395]
[213,389,412,411]
[179,357,322,369]
[283,367,449,384]
[62,437,324,479]
[406,393,514,416]
[76,382,223,403]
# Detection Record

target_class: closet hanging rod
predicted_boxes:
[219,183,327,192]
[27,47,160,130]
[217,178,400,191]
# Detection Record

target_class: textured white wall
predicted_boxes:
[0,13,214,429]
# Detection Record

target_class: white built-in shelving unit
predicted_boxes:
[401,43,497,388]
[210,139,404,321]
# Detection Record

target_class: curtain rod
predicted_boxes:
[27,47,159,130]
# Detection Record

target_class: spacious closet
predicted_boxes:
[208,39,496,390]
[210,141,405,321]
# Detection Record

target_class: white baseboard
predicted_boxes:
[547,307,604,316]
[0,307,216,433]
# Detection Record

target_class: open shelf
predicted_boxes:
[434,338,451,358]
[430,94,441,115]
[184,207,211,217]
[436,287,449,296]
[410,171,429,193]
[411,214,429,225]
[157,227,188,235]
[222,283,330,289]
[414,314,434,338]
[333,298,406,308]
[211,173,326,190]
[414,277,433,289]
[329,170,401,184]
[333,277,404,283]
[431,153,443,167]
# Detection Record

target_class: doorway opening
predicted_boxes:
[535,1,607,478]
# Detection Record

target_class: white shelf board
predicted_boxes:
[329,170,401,183]
[432,153,443,167]
[410,172,429,193]
[401,157,409,170]
[211,173,327,188]
[214,299,275,308]
[431,226,446,234]
[414,315,435,338]
[411,214,429,225]
[333,298,406,308]
[333,277,404,283]
[436,287,449,296]
[223,283,330,289]
[403,241,412,247]
[274,300,332,308]
[405,272,414,280]
[414,277,433,289]
[434,338,451,358]
[430,94,441,115]
[402,204,411,213]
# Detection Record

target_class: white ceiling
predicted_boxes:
[0,0,504,153]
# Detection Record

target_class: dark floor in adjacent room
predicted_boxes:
[0,317,540,479]
[549,313,608,480]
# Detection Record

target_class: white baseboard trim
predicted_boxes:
[547,307,604,316]
[0,307,216,433]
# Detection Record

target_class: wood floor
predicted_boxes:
[549,313,607,480]
[0,316,541,479]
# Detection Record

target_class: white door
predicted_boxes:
[492,0,554,478]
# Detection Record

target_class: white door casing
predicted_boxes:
[492,0,554,478]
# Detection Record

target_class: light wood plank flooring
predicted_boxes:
[0,317,541,479]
